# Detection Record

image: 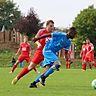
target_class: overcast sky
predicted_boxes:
[13,0,96,28]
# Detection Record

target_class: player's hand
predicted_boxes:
[15,53,18,56]
[32,38,38,43]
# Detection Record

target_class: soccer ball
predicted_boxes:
[91,79,96,89]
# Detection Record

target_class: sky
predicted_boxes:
[13,0,96,28]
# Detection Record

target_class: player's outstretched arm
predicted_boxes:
[32,33,51,43]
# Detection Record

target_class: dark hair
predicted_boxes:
[69,27,76,33]
[46,20,54,26]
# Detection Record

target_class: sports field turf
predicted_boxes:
[0,68,96,96]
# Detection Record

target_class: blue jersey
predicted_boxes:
[44,32,71,53]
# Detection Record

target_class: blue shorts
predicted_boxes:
[43,50,58,67]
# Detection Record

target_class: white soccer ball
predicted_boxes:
[91,79,96,89]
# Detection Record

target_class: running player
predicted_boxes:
[11,20,54,85]
[80,41,87,70]
[29,27,77,88]
[9,35,38,73]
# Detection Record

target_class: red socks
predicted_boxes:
[66,62,70,69]
[94,63,96,68]
[12,64,17,72]
[17,67,30,80]
[82,63,86,71]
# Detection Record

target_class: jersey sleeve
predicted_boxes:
[64,41,71,51]
[35,29,44,38]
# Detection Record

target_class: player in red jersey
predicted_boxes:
[82,38,96,70]
[11,20,54,85]
[9,35,38,73]
[80,41,87,70]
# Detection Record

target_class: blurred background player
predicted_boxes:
[11,20,54,85]
[65,46,73,69]
[29,27,77,88]
[80,41,87,70]
[82,38,96,71]
[9,35,38,73]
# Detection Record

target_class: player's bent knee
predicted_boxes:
[55,64,61,69]
[52,60,61,71]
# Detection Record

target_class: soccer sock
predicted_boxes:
[94,63,96,68]
[89,63,92,69]
[66,62,70,69]
[12,64,17,72]
[82,63,86,70]
[44,67,54,78]
[17,67,30,80]
[33,67,37,72]
[34,74,42,83]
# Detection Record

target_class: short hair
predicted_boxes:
[69,27,76,33]
[46,20,54,26]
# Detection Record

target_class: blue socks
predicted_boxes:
[44,67,54,77]
[35,74,42,83]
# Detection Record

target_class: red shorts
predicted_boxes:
[84,54,94,62]
[18,54,30,63]
[31,50,44,64]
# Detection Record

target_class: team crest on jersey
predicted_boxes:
[22,47,26,51]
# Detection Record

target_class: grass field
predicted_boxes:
[0,67,96,96]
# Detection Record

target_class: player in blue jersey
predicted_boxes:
[29,27,77,88]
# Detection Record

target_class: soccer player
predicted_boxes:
[83,38,96,70]
[9,35,37,73]
[11,20,54,85]
[80,41,87,70]
[29,27,77,88]
[66,46,73,69]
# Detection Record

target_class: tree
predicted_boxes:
[73,5,96,51]
[15,8,44,38]
[0,0,21,30]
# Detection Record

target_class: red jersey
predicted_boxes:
[81,44,87,57]
[35,29,51,51]
[86,43,94,56]
[19,42,31,55]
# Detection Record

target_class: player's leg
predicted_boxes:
[88,62,92,70]
[10,55,24,73]
[11,51,44,85]
[66,61,70,69]
[41,61,61,85]
[66,53,71,69]
[29,60,61,88]
[29,51,59,88]
[11,61,36,85]
[10,60,19,73]
[82,56,87,71]
[29,65,51,88]
[82,62,87,71]
[90,55,96,69]
[39,52,60,86]
[94,61,96,68]
[25,56,40,73]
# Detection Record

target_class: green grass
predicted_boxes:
[0,68,96,96]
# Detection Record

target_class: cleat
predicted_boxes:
[39,76,46,86]
[11,77,18,85]
[29,82,37,88]
[36,70,40,74]
[56,68,59,71]
[9,71,13,74]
